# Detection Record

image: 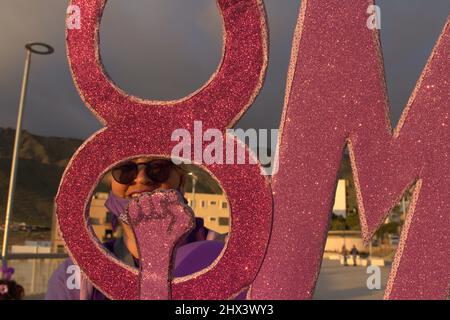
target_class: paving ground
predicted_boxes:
[314,259,390,300]
[28,259,391,300]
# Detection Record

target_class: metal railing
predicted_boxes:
[4,253,68,299]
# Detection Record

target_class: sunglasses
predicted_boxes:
[111,160,175,185]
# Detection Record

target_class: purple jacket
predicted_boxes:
[45,239,247,300]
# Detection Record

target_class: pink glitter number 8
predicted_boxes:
[56,0,273,300]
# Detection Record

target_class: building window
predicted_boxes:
[210,201,217,206]
[57,245,65,254]
[105,212,113,223]
[222,202,228,209]
[218,217,230,226]
[90,217,101,225]
[201,201,207,208]
[210,217,217,222]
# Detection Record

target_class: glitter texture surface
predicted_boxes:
[57,0,273,300]
[251,0,449,300]
[126,190,194,300]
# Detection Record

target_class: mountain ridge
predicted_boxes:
[0,128,83,227]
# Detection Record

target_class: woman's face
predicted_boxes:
[110,157,183,199]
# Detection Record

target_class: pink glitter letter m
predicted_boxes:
[251,0,449,300]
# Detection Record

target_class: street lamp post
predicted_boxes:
[1,43,54,273]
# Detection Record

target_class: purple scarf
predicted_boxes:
[104,191,131,231]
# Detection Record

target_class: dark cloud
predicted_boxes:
[0,0,448,139]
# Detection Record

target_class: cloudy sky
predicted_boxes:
[0,0,449,139]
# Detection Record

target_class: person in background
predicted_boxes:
[341,245,348,266]
[350,245,359,267]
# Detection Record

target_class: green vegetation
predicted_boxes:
[330,211,361,231]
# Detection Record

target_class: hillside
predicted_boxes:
[0,128,83,227]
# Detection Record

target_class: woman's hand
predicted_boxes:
[126,189,195,299]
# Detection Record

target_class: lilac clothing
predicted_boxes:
[104,191,131,228]
[45,240,247,300]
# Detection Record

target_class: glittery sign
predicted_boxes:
[126,190,195,300]
[251,0,449,300]
[56,0,272,300]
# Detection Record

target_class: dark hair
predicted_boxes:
[0,280,25,300]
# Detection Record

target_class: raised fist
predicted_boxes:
[126,189,195,299]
